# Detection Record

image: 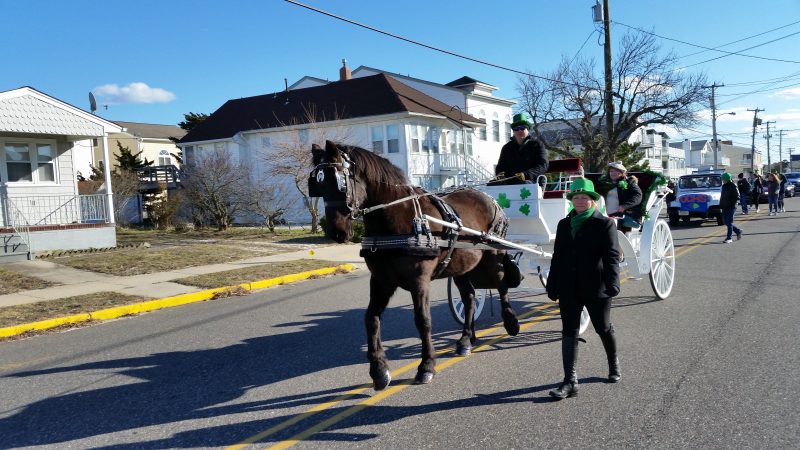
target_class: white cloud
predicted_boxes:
[93,82,176,104]
[773,87,800,100]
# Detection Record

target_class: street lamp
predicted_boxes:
[712,111,736,170]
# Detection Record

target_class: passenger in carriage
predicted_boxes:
[492,113,549,185]
[597,161,643,230]
[546,178,622,400]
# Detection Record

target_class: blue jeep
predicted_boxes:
[668,172,724,226]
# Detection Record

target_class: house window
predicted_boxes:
[2,140,58,183]
[183,146,195,167]
[742,154,751,160]
[371,125,384,153]
[466,133,473,155]
[456,129,464,154]
[505,114,512,139]
[158,149,171,166]
[421,126,431,153]
[478,110,487,141]
[386,124,399,153]
[410,124,421,153]
[492,113,500,142]
[214,142,225,152]
[424,126,439,153]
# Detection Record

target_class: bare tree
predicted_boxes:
[259,103,359,233]
[110,170,142,226]
[240,170,291,232]
[518,31,708,172]
[181,149,247,231]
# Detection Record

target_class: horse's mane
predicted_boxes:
[343,145,409,186]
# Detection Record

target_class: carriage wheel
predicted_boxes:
[648,219,676,299]
[447,277,488,325]
[539,267,590,335]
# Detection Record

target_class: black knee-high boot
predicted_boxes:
[550,335,579,399]
[599,329,620,383]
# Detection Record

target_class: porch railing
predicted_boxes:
[2,196,31,251]
[1,194,110,227]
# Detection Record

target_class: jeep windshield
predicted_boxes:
[679,175,722,189]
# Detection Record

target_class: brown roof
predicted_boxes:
[179,74,483,143]
[113,121,187,140]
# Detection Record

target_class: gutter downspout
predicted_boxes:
[102,133,115,224]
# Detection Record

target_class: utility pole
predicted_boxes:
[764,121,776,172]
[706,83,724,170]
[747,108,763,173]
[777,129,785,173]
[788,148,796,171]
[602,0,614,164]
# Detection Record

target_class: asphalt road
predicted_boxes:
[1,201,798,449]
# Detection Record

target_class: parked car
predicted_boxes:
[784,172,800,196]
[668,172,724,226]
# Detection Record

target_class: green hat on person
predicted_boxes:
[722,172,732,182]
[566,177,600,201]
[510,113,532,129]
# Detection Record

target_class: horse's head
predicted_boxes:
[309,140,365,243]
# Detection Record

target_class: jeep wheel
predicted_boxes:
[668,209,680,226]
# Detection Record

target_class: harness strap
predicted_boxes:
[361,235,513,252]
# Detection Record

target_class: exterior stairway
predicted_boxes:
[1,231,31,263]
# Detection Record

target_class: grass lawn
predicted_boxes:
[175,259,345,288]
[115,226,330,247]
[0,268,57,295]
[0,292,148,328]
[55,244,265,276]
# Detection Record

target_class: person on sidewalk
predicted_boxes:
[720,172,743,243]
[751,173,763,213]
[777,173,787,213]
[596,161,643,230]
[492,113,549,185]
[766,173,780,216]
[546,178,622,400]
[736,173,751,214]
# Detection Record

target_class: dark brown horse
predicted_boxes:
[310,141,520,390]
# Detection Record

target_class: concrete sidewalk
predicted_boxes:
[0,243,365,308]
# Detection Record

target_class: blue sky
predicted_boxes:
[3,0,800,161]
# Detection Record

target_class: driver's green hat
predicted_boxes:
[510,113,532,129]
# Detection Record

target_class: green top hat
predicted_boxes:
[566,177,601,201]
[510,113,532,129]
[722,172,732,182]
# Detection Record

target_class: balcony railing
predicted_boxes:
[1,194,109,227]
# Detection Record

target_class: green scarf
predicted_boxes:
[570,207,595,238]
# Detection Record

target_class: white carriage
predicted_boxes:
[439,159,676,329]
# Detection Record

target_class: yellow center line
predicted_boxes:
[230,214,756,448]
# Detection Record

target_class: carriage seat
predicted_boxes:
[541,158,583,199]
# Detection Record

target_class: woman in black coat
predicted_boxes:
[546,177,622,399]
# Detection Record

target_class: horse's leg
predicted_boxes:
[410,280,437,384]
[497,285,520,336]
[366,275,396,390]
[453,275,477,356]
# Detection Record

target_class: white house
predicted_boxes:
[179,65,518,224]
[668,139,734,174]
[636,129,691,178]
[85,121,186,177]
[0,87,121,261]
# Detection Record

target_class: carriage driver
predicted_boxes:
[492,113,549,185]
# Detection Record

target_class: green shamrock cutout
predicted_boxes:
[496,193,510,208]
[519,203,531,216]
[519,187,531,199]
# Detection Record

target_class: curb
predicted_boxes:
[0,264,354,339]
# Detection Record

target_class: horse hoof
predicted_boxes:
[373,370,391,391]
[414,371,435,385]
[455,344,471,357]
[504,319,520,336]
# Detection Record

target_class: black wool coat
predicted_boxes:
[494,136,549,183]
[546,209,621,303]
[719,182,739,210]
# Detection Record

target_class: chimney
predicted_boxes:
[339,58,351,81]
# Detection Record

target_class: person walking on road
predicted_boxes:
[751,174,763,213]
[777,173,788,213]
[546,178,621,400]
[736,173,751,214]
[720,172,743,243]
[767,173,780,216]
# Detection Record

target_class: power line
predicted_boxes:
[284,0,593,90]
[613,20,800,64]
[678,29,800,70]
[678,19,800,59]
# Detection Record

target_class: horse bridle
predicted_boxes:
[311,152,361,219]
